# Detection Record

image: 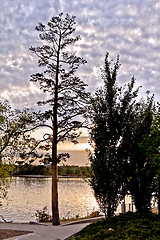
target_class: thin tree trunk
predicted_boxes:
[51,86,60,225]
[52,112,60,225]
[52,154,60,225]
[51,44,60,225]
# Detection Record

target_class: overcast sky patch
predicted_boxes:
[0,0,160,109]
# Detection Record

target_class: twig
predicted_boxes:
[0,215,12,223]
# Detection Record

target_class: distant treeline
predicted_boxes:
[12,164,90,177]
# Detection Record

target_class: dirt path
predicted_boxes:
[0,229,32,239]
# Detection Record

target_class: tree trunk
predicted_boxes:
[51,93,60,225]
[51,36,61,225]
[51,121,60,225]
[51,48,60,225]
[52,157,60,225]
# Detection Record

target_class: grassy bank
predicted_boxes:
[71,212,160,240]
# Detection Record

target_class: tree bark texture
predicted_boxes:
[51,52,60,225]
[52,121,60,225]
[52,157,60,225]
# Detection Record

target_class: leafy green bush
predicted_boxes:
[35,206,52,222]
[72,212,160,239]
[88,211,100,218]
[0,163,12,206]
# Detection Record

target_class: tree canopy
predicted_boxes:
[120,94,157,212]
[0,99,40,163]
[89,53,141,217]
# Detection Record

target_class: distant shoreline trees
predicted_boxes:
[12,164,90,177]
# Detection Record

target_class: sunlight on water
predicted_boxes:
[0,177,137,223]
[0,177,99,223]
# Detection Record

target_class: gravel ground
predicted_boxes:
[0,229,33,239]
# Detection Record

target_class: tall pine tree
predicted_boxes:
[30,13,90,225]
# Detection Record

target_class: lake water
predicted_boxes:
[0,177,99,223]
[0,177,136,223]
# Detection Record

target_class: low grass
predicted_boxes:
[71,212,160,240]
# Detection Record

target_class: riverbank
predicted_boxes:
[15,175,86,178]
[1,213,160,240]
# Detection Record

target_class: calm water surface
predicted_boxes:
[0,177,99,223]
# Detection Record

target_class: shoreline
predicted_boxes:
[12,175,86,178]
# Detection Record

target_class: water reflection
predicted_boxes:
[0,177,98,223]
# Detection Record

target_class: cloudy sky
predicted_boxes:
[0,0,160,164]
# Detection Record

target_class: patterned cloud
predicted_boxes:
[0,0,160,108]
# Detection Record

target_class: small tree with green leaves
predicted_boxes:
[0,162,12,207]
[0,99,40,163]
[30,13,90,225]
[89,53,140,218]
[0,99,37,205]
[137,105,160,212]
[120,95,156,212]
